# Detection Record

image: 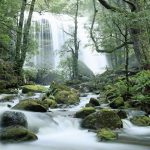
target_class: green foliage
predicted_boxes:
[131,70,150,93]
[0,0,20,60]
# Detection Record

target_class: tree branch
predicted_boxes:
[122,0,136,12]
[97,0,133,13]
[96,41,133,53]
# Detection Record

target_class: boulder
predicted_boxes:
[97,128,118,141]
[1,111,28,128]
[12,99,47,112]
[54,90,79,105]
[89,98,100,106]
[117,110,127,119]
[0,126,37,143]
[49,82,80,105]
[75,107,96,118]
[42,99,57,109]
[82,109,123,130]
[95,109,123,129]
[22,85,48,93]
[110,97,124,109]
[130,116,150,126]
[81,113,97,129]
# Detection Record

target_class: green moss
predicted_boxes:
[124,102,132,108]
[0,126,38,143]
[130,116,150,126]
[22,85,48,93]
[97,128,117,141]
[12,99,47,112]
[96,109,123,129]
[54,90,79,105]
[81,113,97,129]
[43,99,57,108]
[110,97,124,109]
[75,107,96,118]
[50,82,70,94]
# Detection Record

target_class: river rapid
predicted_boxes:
[0,93,150,150]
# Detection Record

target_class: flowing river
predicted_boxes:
[0,93,150,150]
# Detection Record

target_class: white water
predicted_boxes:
[28,12,108,74]
[0,93,150,150]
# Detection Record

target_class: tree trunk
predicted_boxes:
[14,0,36,75]
[73,0,79,79]
[15,0,26,74]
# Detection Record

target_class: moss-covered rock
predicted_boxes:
[117,110,127,119]
[81,113,97,129]
[124,101,132,109]
[97,128,118,141]
[130,116,150,126]
[110,97,124,109]
[82,109,123,130]
[95,109,123,129]
[89,98,100,106]
[22,85,48,93]
[54,90,79,105]
[50,82,70,94]
[12,99,47,112]
[1,111,28,128]
[0,126,37,143]
[42,99,57,109]
[47,82,80,105]
[75,107,96,118]
[85,103,93,107]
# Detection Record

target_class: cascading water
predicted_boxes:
[28,12,108,74]
[0,93,150,150]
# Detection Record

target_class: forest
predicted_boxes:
[0,0,150,150]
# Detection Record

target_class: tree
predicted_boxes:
[97,0,150,68]
[14,0,36,75]
[0,0,20,60]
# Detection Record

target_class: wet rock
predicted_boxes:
[54,90,79,105]
[117,110,127,119]
[12,99,47,112]
[82,109,123,130]
[130,116,150,126]
[0,126,38,143]
[42,99,57,109]
[97,128,118,141]
[95,109,123,129]
[1,111,28,128]
[110,97,124,109]
[75,107,96,118]
[89,98,100,106]
[49,82,80,105]
[22,85,48,93]
[81,113,97,129]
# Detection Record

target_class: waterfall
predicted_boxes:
[28,12,108,74]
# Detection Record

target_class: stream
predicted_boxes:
[0,93,150,150]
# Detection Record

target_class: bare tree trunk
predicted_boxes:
[73,0,79,79]
[14,0,36,75]
[15,0,26,73]
[20,0,36,71]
